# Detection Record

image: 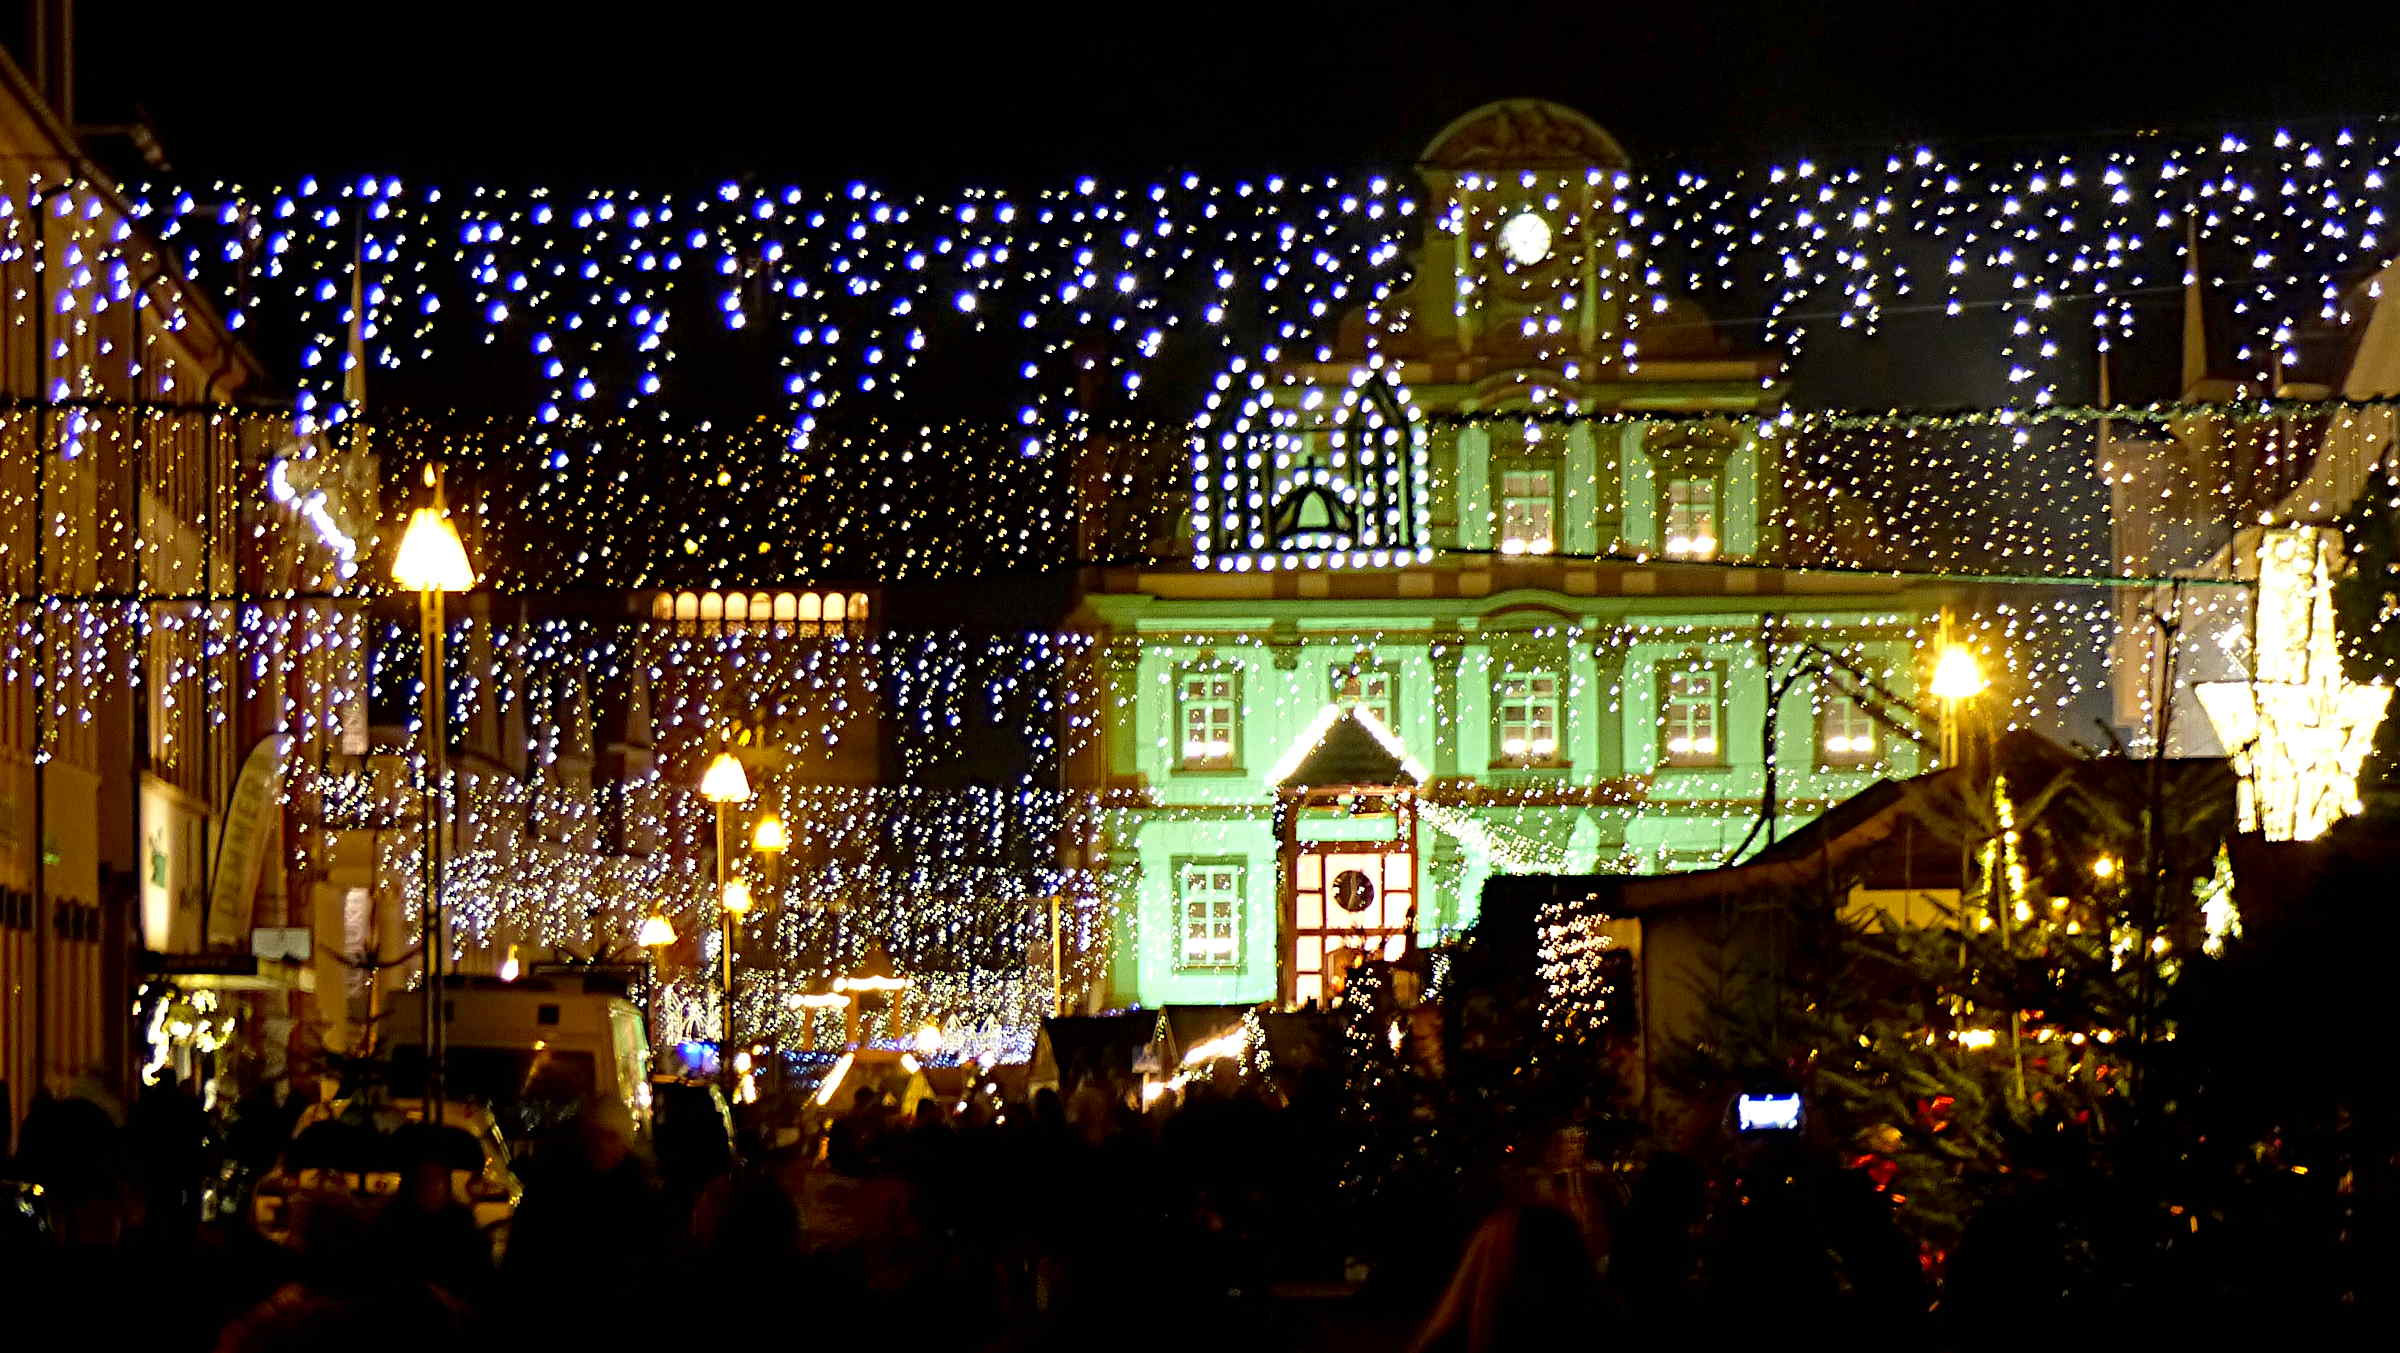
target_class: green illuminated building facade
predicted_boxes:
[1069,101,1944,1010]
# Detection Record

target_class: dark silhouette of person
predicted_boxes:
[502,1100,664,1341]
[1945,1172,2077,1348]
[212,1280,475,1353]
[1411,1205,1602,1353]
[132,1070,209,1240]
[17,1091,130,1250]
[371,1125,492,1303]
[827,1086,886,1176]
[1818,1163,1929,1337]
[689,1152,803,1326]
[1612,1151,1702,1335]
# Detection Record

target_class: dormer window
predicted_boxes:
[1332,664,1399,730]
[1819,689,1879,767]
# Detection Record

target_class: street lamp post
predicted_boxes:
[1930,624,1988,769]
[700,752,753,1094]
[392,467,476,1124]
[749,809,788,1098]
[635,910,676,1071]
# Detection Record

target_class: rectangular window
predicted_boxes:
[1661,664,1724,766]
[1499,468,1557,555]
[1819,690,1878,766]
[1177,861,1244,970]
[1331,664,1399,731]
[1664,478,1718,559]
[1177,669,1240,769]
[1495,670,1563,765]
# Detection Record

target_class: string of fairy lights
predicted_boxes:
[13,115,2400,1066]
[108,125,2400,430]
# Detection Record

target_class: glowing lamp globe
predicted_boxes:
[1930,645,1988,702]
[721,879,753,916]
[751,813,790,854]
[636,913,676,948]
[392,508,476,592]
[700,752,751,804]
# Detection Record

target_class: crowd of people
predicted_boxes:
[2,1063,2304,1351]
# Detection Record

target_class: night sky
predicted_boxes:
[81,1,2400,184]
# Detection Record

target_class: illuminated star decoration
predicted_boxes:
[2196,526,2392,841]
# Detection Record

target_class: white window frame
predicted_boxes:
[1175,860,1245,971]
[1498,466,1557,555]
[1495,670,1564,766]
[1177,668,1240,770]
[1664,477,1719,559]
[1661,663,1724,767]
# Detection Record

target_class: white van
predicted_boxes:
[384,972,652,1142]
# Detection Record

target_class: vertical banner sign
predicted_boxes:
[207,736,285,947]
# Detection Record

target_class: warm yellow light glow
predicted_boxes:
[392,507,476,592]
[834,974,909,993]
[751,813,790,854]
[1930,645,1988,701]
[700,752,752,804]
[913,1023,942,1056]
[2092,854,2118,879]
[721,879,753,915]
[498,947,520,982]
[813,1051,855,1107]
[636,913,676,947]
[2197,528,2392,842]
[1181,1030,1246,1066]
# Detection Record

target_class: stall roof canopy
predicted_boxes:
[1278,709,1418,789]
[1031,1013,1154,1089]
[1153,1004,1251,1064]
[1481,731,2234,927]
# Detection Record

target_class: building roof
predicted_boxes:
[1419,99,1630,171]
[1276,708,1420,789]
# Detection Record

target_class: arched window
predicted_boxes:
[651,593,675,621]
[673,591,701,634]
[751,593,773,633]
[723,592,750,631]
[797,591,823,635]
[848,592,870,629]
[772,592,798,634]
[698,592,724,633]
[823,592,847,629]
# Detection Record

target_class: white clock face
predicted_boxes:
[1499,211,1553,265]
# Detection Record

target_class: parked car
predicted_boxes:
[249,1099,522,1257]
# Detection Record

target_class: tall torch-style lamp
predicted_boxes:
[700,752,753,1093]
[392,467,475,1123]
[636,910,676,1071]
